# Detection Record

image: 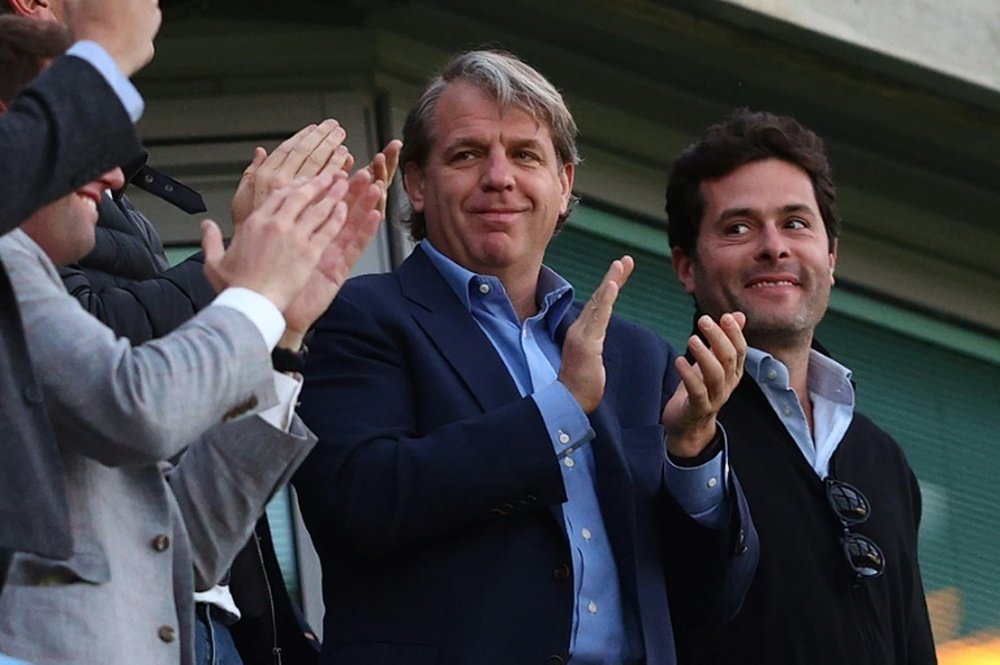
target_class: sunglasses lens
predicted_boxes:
[826,479,871,524]
[843,533,885,578]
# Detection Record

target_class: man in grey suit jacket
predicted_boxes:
[0,152,385,664]
[0,0,159,589]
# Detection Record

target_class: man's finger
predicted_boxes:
[696,315,740,379]
[240,147,267,183]
[297,177,350,237]
[685,331,726,406]
[381,139,403,183]
[262,123,316,176]
[339,183,383,256]
[581,255,633,329]
[673,354,712,415]
[311,200,350,248]
[199,219,226,292]
[719,311,748,377]
[581,278,620,344]
[267,172,338,223]
[296,120,347,177]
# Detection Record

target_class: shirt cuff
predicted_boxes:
[532,380,594,459]
[663,423,730,528]
[210,287,286,351]
[192,584,241,622]
[256,371,303,432]
[66,41,144,122]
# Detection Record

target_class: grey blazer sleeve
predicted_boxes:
[0,230,277,467]
[0,56,142,232]
[166,414,317,590]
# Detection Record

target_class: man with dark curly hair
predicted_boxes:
[666,109,935,664]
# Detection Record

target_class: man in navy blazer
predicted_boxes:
[294,50,758,664]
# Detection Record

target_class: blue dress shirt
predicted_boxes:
[421,241,725,663]
[67,41,144,122]
[745,348,855,478]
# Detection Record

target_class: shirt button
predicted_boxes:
[158,625,176,643]
[547,656,566,665]
[581,528,592,541]
[767,369,777,381]
[587,601,598,615]
[553,563,571,581]
[151,534,170,552]
[558,431,570,445]
[783,405,792,416]
[478,282,490,294]
[563,457,575,469]
[707,477,718,489]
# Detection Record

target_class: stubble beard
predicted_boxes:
[739,286,829,354]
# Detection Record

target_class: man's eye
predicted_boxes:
[725,223,750,235]
[451,150,476,162]
[786,219,808,230]
[514,150,539,162]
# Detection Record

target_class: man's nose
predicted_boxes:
[755,224,790,261]
[480,150,515,190]
[101,167,127,192]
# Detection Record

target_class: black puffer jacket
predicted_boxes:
[59,194,215,342]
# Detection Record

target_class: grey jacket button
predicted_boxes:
[151,534,170,552]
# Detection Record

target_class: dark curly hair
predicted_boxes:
[665,108,840,256]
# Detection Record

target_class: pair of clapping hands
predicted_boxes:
[560,257,748,460]
[201,119,402,350]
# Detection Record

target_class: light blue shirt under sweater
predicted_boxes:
[745,347,855,479]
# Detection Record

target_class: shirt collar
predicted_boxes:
[746,346,854,406]
[420,240,574,334]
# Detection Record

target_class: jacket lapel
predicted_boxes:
[397,246,522,413]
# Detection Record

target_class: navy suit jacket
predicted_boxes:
[0,54,142,560]
[294,246,758,665]
[0,55,141,232]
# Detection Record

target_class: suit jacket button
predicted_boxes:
[552,563,571,581]
[151,534,170,552]
[23,385,42,404]
[546,655,565,665]
[158,625,176,643]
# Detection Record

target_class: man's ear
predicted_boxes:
[403,162,426,213]
[829,237,839,285]
[672,246,697,295]
[6,0,47,18]
[558,161,575,216]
